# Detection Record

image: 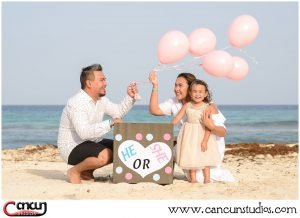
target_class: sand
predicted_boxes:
[1,143,298,200]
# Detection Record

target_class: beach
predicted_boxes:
[2,143,298,200]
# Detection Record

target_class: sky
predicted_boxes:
[1,1,298,105]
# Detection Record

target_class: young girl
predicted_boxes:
[172,79,221,183]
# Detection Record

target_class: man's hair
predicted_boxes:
[80,64,103,89]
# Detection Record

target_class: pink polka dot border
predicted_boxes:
[125,173,133,180]
[165,166,173,174]
[163,133,171,141]
[135,133,143,141]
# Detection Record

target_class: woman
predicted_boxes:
[148,71,235,183]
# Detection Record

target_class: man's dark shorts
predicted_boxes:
[68,139,113,165]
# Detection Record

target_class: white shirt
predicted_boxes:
[57,90,135,162]
[159,97,186,127]
[159,97,226,160]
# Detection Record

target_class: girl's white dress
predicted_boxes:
[176,102,222,170]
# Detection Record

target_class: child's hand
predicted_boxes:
[201,141,208,152]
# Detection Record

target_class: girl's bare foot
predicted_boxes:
[204,180,210,184]
[67,168,81,184]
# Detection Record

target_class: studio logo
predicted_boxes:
[3,201,47,216]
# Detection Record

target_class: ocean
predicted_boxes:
[1,105,298,150]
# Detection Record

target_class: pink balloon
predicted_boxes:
[157,31,189,64]
[189,28,217,56]
[202,50,233,77]
[227,56,249,80]
[228,15,259,48]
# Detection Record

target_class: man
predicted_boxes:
[57,64,137,184]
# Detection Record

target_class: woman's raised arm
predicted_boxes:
[149,70,165,115]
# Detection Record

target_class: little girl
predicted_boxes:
[172,79,221,183]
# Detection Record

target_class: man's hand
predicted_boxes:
[110,118,123,127]
[127,83,138,98]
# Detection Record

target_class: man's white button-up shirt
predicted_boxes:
[57,89,134,162]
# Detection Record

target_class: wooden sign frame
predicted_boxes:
[112,123,174,184]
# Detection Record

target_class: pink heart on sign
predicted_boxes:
[118,140,172,178]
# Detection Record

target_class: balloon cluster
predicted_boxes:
[157,15,259,81]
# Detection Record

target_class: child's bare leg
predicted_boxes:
[202,167,210,183]
[190,170,196,183]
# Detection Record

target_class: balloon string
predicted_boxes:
[153,63,161,71]
[154,64,181,71]
[214,45,258,65]
[239,48,259,64]
[221,45,231,50]
[134,81,150,85]
[154,58,204,72]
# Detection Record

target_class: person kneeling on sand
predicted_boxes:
[57,64,138,184]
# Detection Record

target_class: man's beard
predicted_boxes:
[98,88,106,97]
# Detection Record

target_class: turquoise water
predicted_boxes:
[1,105,298,149]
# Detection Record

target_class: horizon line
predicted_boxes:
[2,104,298,106]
